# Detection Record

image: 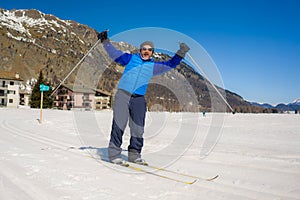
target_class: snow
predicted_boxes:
[292,98,300,105]
[0,108,300,200]
[0,9,71,42]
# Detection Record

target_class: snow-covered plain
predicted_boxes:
[0,108,299,200]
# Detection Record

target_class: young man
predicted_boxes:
[98,31,190,165]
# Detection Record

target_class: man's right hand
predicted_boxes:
[97,30,108,43]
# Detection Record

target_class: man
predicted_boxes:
[98,30,190,165]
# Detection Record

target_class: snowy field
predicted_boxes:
[0,108,300,200]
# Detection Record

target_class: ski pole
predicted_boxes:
[50,38,102,97]
[186,51,235,113]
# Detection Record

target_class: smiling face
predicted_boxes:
[140,45,154,60]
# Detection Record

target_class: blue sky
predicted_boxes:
[1,0,299,105]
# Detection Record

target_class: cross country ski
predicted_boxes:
[88,154,218,185]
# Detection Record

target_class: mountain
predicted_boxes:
[291,98,300,106]
[250,98,300,112]
[250,102,274,109]
[282,98,300,111]
[0,8,269,113]
[0,8,97,84]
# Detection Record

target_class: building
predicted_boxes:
[53,84,74,110]
[19,89,31,107]
[53,84,111,110]
[0,71,23,108]
[95,89,111,110]
[53,84,94,110]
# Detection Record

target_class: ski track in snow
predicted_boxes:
[0,108,300,200]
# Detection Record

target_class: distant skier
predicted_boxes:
[98,30,190,165]
[202,109,206,117]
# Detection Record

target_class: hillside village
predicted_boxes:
[0,70,112,110]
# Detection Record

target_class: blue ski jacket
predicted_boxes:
[103,41,183,95]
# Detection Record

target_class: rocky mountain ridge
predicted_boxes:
[0,8,271,112]
[0,8,97,84]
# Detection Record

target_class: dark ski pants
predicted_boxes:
[108,90,146,160]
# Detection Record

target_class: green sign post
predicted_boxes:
[39,84,50,124]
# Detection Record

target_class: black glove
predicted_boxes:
[176,42,190,58]
[97,30,108,43]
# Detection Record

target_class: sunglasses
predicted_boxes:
[141,47,154,51]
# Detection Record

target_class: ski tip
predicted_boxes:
[188,179,197,184]
[206,175,219,181]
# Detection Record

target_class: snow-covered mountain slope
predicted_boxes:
[0,8,98,81]
[291,98,300,105]
[0,8,93,45]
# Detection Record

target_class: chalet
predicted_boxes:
[95,89,111,110]
[53,84,111,110]
[53,84,92,110]
[0,71,23,108]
